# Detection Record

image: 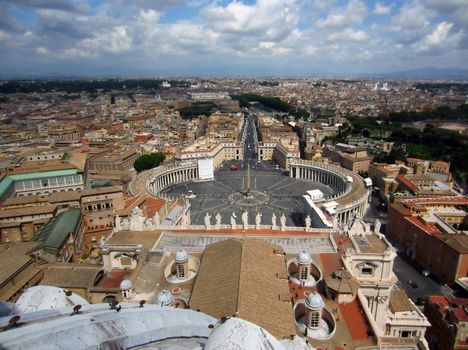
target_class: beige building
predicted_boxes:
[81,186,125,235]
[323,143,373,173]
[90,149,138,172]
[257,116,300,170]
[176,139,244,168]
[0,204,57,243]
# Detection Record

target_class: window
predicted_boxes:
[401,331,410,338]
[310,311,320,328]
[177,264,185,278]
[120,257,132,266]
[300,267,309,280]
[362,267,373,275]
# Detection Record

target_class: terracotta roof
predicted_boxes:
[389,290,415,313]
[0,204,57,219]
[80,185,123,197]
[145,197,166,218]
[324,269,358,294]
[106,230,162,250]
[0,242,39,285]
[437,234,468,254]
[3,194,48,207]
[189,238,296,339]
[49,191,81,203]
[40,263,102,289]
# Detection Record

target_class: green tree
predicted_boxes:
[134,152,166,172]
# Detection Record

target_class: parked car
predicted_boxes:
[229,165,239,171]
[422,270,430,277]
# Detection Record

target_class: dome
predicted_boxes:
[305,292,324,310]
[296,251,312,264]
[16,286,88,314]
[175,249,189,263]
[205,317,286,350]
[120,279,133,291]
[156,290,174,307]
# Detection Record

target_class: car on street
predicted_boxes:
[408,280,418,289]
[229,165,239,171]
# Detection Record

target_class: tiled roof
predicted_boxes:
[189,238,296,339]
[389,290,415,313]
[0,241,39,285]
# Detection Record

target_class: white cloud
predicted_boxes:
[317,0,367,28]
[0,30,10,41]
[356,48,373,60]
[327,28,368,42]
[36,46,47,54]
[374,2,392,15]
[201,0,298,41]
[413,21,464,52]
[302,45,317,56]
[390,2,431,31]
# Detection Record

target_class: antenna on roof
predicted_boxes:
[70,305,82,316]
[1,315,22,332]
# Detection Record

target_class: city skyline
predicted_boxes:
[0,0,467,77]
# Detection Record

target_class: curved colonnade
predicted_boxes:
[143,159,369,226]
[289,159,370,224]
[146,160,199,197]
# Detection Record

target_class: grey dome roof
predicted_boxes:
[156,290,174,307]
[296,251,312,264]
[305,292,325,310]
[175,249,189,263]
[119,279,133,291]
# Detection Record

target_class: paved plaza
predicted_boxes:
[161,160,336,226]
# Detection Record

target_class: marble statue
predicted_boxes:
[204,213,212,230]
[231,212,237,229]
[374,219,382,234]
[280,213,287,230]
[215,213,222,228]
[180,213,189,227]
[255,212,262,228]
[121,218,130,231]
[305,215,311,230]
[153,212,160,226]
[242,210,249,229]
[129,206,146,231]
[271,213,277,229]
[115,215,122,231]
[332,215,339,230]
[144,218,155,230]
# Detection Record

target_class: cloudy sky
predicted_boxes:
[0,0,467,77]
